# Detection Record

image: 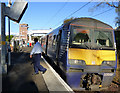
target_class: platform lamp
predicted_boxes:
[8,0,12,66]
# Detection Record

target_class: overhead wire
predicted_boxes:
[45,1,113,29]
[92,8,114,17]
[51,1,92,28]
[42,0,69,28]
[50,0,69,19]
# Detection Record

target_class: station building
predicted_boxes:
[27,29,52,44]
[19,23,52,46]
[19,24,29,45]
[11,23,52,50]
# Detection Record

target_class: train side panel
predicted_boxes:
[58,27,70,72]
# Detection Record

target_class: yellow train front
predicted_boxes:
[41,18,117,90]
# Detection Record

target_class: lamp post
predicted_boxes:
[1,3,7,73]
[8,0,12,66]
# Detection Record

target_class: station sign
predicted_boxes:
[6,0,28,23]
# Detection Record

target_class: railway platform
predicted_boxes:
[2,47,74,93]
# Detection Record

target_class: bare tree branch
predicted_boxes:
[96,2,104,7]
[106,2,118,8]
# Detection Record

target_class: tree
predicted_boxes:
[6,35,14,42]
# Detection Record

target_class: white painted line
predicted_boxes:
[42,57,74,93]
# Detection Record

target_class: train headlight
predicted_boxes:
[102,61,116,66]
[69,59,86,65]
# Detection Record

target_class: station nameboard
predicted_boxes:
[6,0,28,23]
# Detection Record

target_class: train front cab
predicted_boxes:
[66,20,117,90]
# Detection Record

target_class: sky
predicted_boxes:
[1,1,119,35]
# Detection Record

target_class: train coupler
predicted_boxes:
[81,73,103,90]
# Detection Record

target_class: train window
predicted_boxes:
[70,25,114,49]
[48,35,52,47]
[94,31,113,47]
[71,27,91,45]
[41,38,42,45]
[52,35,56,47]
[41,38,45,47]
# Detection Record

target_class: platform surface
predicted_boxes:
[2,47,74,93]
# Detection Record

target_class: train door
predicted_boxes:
[45,35,49,55]
[56,30,62,66]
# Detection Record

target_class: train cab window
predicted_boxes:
[73,33,89,44]
[70,25,114,49]
[71,27,91,45]
[94,31,113,48]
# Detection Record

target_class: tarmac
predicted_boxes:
[2,47,74,93]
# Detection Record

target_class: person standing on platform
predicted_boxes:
[27,42,29,47]
[29,42,32,47]
[30,38,47,75]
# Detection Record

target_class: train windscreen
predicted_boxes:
[70,25,115,50]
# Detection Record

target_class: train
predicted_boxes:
[41,17,117,90]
